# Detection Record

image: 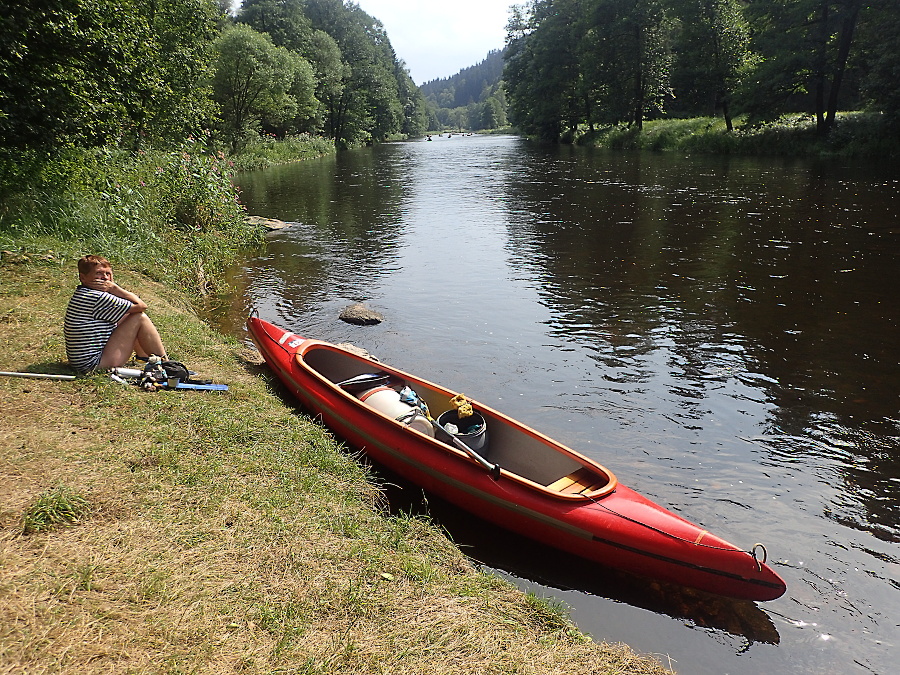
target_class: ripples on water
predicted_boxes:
[228,135,899,674]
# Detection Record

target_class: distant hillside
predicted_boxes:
[419,49,508,132]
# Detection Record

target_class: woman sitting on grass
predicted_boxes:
[64,255,168,373]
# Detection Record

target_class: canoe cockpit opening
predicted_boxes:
[300,347,443,441]
[302,346,383,386]
[299,346,617,496]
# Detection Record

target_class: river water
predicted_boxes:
[218,134,899,674]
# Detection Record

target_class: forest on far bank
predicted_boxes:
[3,0,897,179]
[420,50,508,132]
[503,0,900,144]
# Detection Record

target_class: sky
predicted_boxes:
[353,0,514,85]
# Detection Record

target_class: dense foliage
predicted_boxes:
[0,141,261,295]
[0,0,426,294]
[238,0,427,147]
[504,0,900,142]
[420,50,508,131]
[0,0,425,164]
[0,0,220,153]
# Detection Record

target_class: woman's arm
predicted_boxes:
[84,279,149,313]
[108,283,148,313]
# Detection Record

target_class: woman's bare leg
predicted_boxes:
[132,316,166,360]
[97,313,167,370]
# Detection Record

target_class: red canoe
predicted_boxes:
[248,316,787,601]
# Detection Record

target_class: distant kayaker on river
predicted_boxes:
[64,255,168,373]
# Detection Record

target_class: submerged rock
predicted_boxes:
[245,215,291,230]
[339,303,384,326]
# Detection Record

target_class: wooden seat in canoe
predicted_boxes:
[548,467,609,495]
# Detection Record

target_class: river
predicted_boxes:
[216,134,899,674]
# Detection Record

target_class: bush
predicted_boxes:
[579,113,896,158]
[0,140,262,296]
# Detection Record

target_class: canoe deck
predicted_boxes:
[548,467,611,494]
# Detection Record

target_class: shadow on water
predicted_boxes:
[371,457,782,648]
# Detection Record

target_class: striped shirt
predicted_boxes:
[64,285,132,373]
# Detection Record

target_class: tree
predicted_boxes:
[304,30,343,129]
[0,0,220,152]
[122,0,222,147]
[304,0,405,145]
[238,0,314,53]
[669,0,754,130]
[395,62,428,136]
[478,96,507,130]
[504,0,675,139]
[857,0,900,129]
[504,0,577,140]
[211,24,317,150]
[593,0,675,129]
[743,0,867,135]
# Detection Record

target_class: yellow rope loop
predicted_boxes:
[450,393,474,418]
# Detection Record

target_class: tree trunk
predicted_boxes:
[823,2,862,134]
[633,25,644,130]
[813,1,830,135]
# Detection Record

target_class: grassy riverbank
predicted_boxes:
[578,112,896,158]
[0,256,672,674]
[227,134,336,172]
[0,134,334,299]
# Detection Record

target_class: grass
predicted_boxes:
[578,111,900,158]
[20,486,91,534]
[0,143,262,298]
[229,133,336,171]
[0,256,673,674]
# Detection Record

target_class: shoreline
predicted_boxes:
[0,259,673,674]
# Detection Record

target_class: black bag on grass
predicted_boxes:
[160,360,190,381]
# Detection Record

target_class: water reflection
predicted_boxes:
[225,136,899,675]
[499,145,900,549]
[382,473,781,647]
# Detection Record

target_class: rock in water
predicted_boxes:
[245,215,290,230]
[339,303,384,325]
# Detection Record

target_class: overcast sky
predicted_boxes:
[353,0,514,84]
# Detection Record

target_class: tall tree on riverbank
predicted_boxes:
[237,0,425,146]
[504,0,582,140]
[0,0,220,153]
[503,0,896,140]
[669,0,754,131]
[237,0,314,53]
[505,0,675,139]
[211,24,318,151]
[740,0,866,135]
[589,0,675,130]
[856,0,900,130]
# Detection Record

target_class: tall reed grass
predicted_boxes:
[228,133,335,171]
[0,141,262,296]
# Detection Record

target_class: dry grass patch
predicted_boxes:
[0,259,673,674]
